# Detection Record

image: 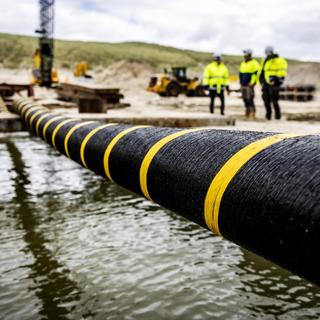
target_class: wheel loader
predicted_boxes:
[146,67,205,97]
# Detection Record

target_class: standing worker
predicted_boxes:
[203,53,229,115]
[239,49,260,119]
[259,46,288,120]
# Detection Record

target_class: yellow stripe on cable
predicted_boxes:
[80,123,116,168]
[204,133,307,236]
[17,99,30,109]
[22,105,40,119]
[29,109,46,127]
[42,116,64,141]
[16,100,25,111]
[104,126,150,182]
[52,119,76,148]
[20,103,37,115]
[140,128,205,201]
[18,101,32,112]
[20,104,33,116]
[35,113,52,136]
[64,121,95,158]
[25,107,45,125]
[15,99,23,110]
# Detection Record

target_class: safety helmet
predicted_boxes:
[265,46,274,55]
[214,52,222,60]
[243,49,252,56]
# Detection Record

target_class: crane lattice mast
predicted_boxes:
[36,0,55,87]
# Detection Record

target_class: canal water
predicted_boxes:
[0,133,320,320]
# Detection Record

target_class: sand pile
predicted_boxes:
[286,63,320,86]
[95,60,155,93]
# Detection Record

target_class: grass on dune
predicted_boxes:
[0,32,312,75]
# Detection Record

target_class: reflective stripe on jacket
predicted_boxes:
[259,56,288,84]
[203,62,229,93]
[239,59,260,86]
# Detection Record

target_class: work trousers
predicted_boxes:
[241,86,255,114]
[209,89,225,115]
[262,85,281,120]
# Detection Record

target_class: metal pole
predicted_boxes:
[36,0,55,87]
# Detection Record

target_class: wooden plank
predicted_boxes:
[78,98,106,113]
[59,82,120,95]
[57,82,130,109]
[0,83,34,97]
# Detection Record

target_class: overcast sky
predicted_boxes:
[1,0,320,61]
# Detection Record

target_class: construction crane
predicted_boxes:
[35,0,55,87]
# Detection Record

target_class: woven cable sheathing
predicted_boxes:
[12,98,320,285]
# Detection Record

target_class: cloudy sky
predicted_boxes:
[1,0,320,61]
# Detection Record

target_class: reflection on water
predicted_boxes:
[0,133,320,319]
[5,139,81,319]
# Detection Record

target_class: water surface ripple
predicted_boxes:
[0,133,319,319]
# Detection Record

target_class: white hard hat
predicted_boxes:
[243,48,253,56]
[265,46,274,55]
[214,52,222,59]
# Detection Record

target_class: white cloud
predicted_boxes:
[1,0,320,61]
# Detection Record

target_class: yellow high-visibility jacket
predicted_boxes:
[259,56,288,84]
[203,62,229,93]
[239,59,260,86]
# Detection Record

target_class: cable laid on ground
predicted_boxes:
[12,98,320,286]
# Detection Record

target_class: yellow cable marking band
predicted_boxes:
[64,121,94,158]
[80,123,116,168]
[22,105,40,118]
[204,133,307,236]
[35,113,51,136]
[52,119,76,148]
[104,126,150,182]
[42,116,64,141]
[15,100,24,111]
[18,101,32,112]
[20,102,36,114]
[140,128,204,201]
[24,107,45,124]
[29,109,46,127]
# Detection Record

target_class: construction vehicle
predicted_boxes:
[32,48,59,85]
[74,62,93,79]
[146,67,205,97]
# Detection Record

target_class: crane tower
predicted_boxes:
[36,0,55,87]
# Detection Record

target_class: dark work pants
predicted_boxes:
[262,85,281,120]
[209,90,225,115]
[241,86,255,114]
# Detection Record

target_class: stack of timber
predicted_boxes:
[279,85,316,102]
[57,82,130,113]
[0,83,34,100]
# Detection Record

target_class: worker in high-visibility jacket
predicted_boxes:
[239,49,260,119]
[203,53,229,115]
[259,46,288,120]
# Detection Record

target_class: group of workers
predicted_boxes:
[203,46,288,120]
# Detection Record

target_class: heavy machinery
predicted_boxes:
[74,62,93,79]
[146,67,205,97]
[33,0,57,87]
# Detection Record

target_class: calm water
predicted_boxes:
[0,133,320,320]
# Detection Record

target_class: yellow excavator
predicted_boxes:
[31,48,59,85]
[146,67,205,97]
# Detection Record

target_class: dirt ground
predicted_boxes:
[1,62,320,134]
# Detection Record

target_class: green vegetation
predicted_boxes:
[0,32,311,74]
